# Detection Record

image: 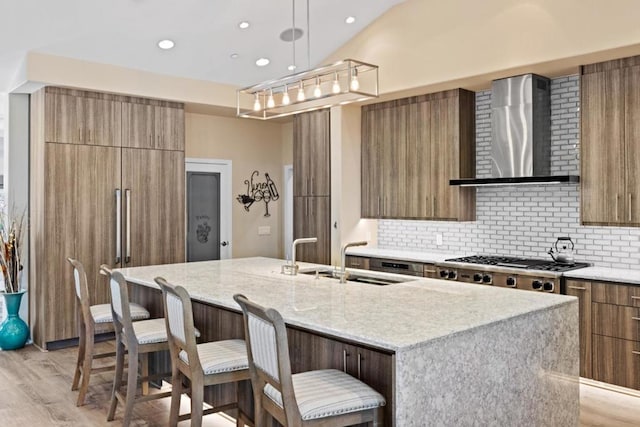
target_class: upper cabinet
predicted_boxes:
[122,102,185,151]
[45,89,122,146]
[361,89,476,221]
[293,109,330,197]
[581,56,640,226]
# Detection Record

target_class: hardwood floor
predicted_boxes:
[0,343,234,426]
[0,343,639,426]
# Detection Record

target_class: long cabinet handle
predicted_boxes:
[357,352,362,380]
[629,193,633,222]
[616,194,620,221]
[632,351,640,356]
[568,286,586,291]
[125,189,131,264]
[115,189,121,264]
[631,296,640,301]
[342,349,348,373]
[377,197,381,217]
[632,317,640,321]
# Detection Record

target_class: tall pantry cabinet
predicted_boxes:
[30,87,185,349]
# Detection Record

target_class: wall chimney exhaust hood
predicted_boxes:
[450,74,579,187]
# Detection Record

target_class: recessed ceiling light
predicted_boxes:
[238,21,250,29]
[256,58,270,67]
[288,65,297,71]
[345,16,356,24]
[230,53,239,59]
[157,39,175,50]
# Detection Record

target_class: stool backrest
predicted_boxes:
[67,258,93,328]
[233,294,302,422]
[101,267,135,347]
[155,277,202,373]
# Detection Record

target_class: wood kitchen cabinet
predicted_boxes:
[581,55,640,226]
[122,102,185,151]
[30,87,185,349]
[344,255,370,270]
[293,196,330,265]
[565,280,593,378]
[362,89,475,220]
[293,109,331,264]
[44,88,122,146]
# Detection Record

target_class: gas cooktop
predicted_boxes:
[444,255,590,272]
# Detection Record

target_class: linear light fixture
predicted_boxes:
[237,58,378,120]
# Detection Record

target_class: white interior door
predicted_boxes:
[185,158,232,260]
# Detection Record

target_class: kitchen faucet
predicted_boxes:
[281,237,318,275]
[339,241,368,283]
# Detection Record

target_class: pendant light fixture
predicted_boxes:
[237,0,378,120]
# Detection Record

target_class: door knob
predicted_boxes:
[221,241,229,247]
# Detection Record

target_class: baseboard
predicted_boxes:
[580,377,640,398]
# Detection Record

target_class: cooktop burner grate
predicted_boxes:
[444,255,590,272]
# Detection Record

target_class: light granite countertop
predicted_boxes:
[564,266,640,286]
[117,257,576,352]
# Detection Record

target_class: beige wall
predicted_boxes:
[326,0,640,96]
[186,113,288,258]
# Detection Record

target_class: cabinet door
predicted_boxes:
[625,66,640,224]
[431,96,459,220]
[293,114,310,197]
[581,69,625,224]
[76,146,121,306]
[122,149,185,267]
[293,196,330,264]
[307,109,330,196]
[122,102,155,149]
[43,143,78,342]
[45,93,82,144]
[361,108,382,217]
[565,280,592,378]
[406,100,431,218]
[380,104,407,218]
[592,335,640,390]
[83,98,122,147]
[154,105,185,151]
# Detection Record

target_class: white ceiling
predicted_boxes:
[0,0,405,92]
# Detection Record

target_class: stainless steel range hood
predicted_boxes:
[451,74,579,186]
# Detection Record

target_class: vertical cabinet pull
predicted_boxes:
[357,353,362,380]
[432,197,436,217]
[115,189,121,264]
[616,194,620,221]
[377,197,381,217]
[87,129,91,142]
[125,189,131,264]
[342,349,348,373]
[629,193,633,222]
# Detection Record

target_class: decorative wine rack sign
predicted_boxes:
[236,170,279,217]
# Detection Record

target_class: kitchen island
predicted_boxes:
[117,257,579,426]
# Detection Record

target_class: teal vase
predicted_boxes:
[0,290,30,350]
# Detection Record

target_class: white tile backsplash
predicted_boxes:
[378,75,640,270]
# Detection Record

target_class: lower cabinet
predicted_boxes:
[344,255,370,270]
[565,280,593,378]
[592,335,640,390]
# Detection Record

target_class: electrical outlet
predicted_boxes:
[436,233,443,246]
[258,226,271,236]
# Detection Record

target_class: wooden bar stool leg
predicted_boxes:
[76,333,94,406]
[190,375,205,427]
[140,352,149,396]
[373,406,384,426]
[122,348,139,427]
[108,339,126,421]
[168,367,182,427]
[71,322,86,391]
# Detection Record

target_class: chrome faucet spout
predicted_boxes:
[282,237,318,275]
[340,241,368,283]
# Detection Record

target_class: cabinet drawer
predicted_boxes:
[592,282,640,307]
[592,335,640,390]
[344,256,369,270]
[592,303,640,341]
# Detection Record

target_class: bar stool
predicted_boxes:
[104,268,175,427]
[233,294,386,427]
[67,258,150,407]
[155,277,251,427]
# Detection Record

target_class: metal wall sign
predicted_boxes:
[236,170,279,217]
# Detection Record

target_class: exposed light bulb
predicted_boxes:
[313,77,322,98]
[282,85,290,106]
[253,94,261,111]
[297,82,306,102]
[267,90,275,108]
[350,68,360,91]
[332,73,341,94]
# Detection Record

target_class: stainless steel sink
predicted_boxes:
[299,268,411,286]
